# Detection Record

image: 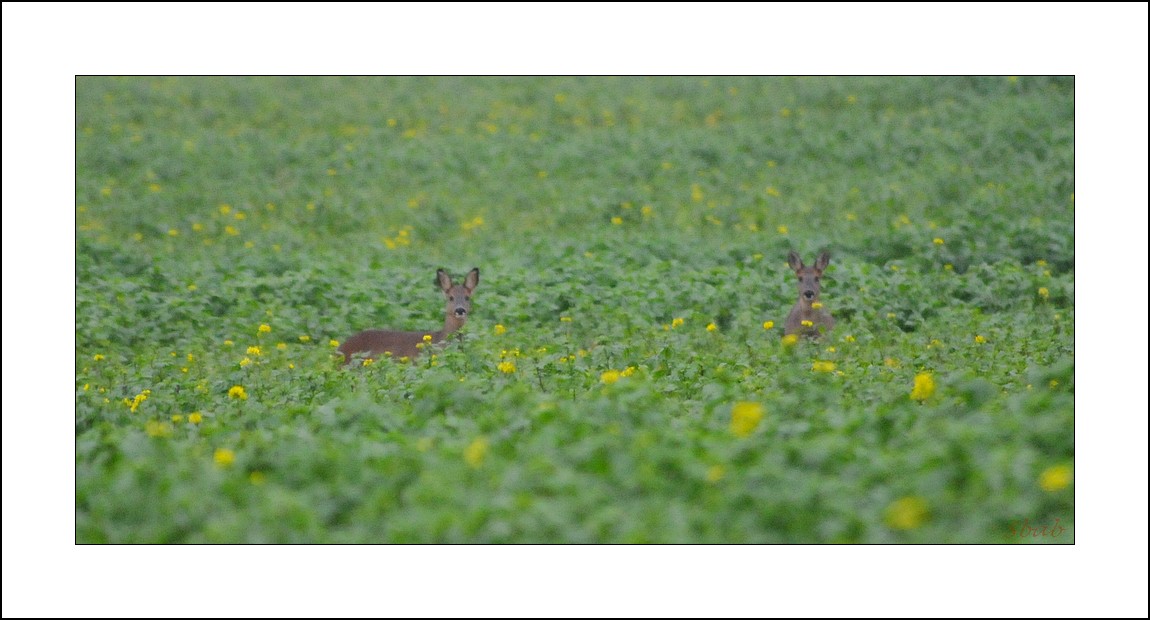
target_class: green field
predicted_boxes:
[75,76,1074,543]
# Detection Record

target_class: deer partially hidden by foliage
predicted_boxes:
[784,251,834,338]
[339,268,479,365]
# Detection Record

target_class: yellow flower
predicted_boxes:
[362,358,374,367]
[811,361,836,373]
[258,323,271,334]
[218,204,232,215]
[329,339,340,348]
[600,370,622,385]
[671,317,684,328]
[93,354,105,361]
[1038,287,1049,299]
[884,357,901,368]
[781,334,799,348]
[944,264,954,271]
[168,228,179,237]
[276,342,287,351]
[493,324,507,335]
[706,322,718,332]
[239,357,253,367]
[641,205,654,217]
[706,464,725,483]
[844,335,856,343]
[145,420,172,438]
[224,225,239,236]
[777,225,789,235]
[228,385,247,400]
[246,345,261,356]
[464,437,489,468]
[884,496,929,530]
[974,335,987,344]
[214,448,236,467]
[249,471,267,485]
[730,401,764,438]
[762,321,775,330]
[422,334,433,343]
[801,320,814,328]
[299,335,311,343]
[611,216,623,225]
[933,237,944,245]
[621,366,636,377]
[910,372,935,402]
[189,412,203,424]
[171,414,184,423]
[811,302,823,310]
[560,316,573,323]
[497,361,516,374]
[1038,464,1072,492]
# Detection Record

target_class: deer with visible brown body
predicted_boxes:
[784,251,834,338]
[339,268,479,365]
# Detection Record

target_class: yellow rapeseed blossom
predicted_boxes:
[621,366,636,377]
[228,385,247,400]
[811,302,823,310]
[498,361,516,374]
[464,437,489,468]
[706,465,726,483]
[884,496,929,530]
[801,320,814,328]
[777,225,789,235]
[1038,287,1049,299]
[781,334,799,348]
[494,324,507,335]
[276,342,287,351]
[189,412,203,424]
[145,420,172,438]
[93,354,105,361]
[706,322,718,332]
[600,370,622,385]
[171,414,184,423]
[933,237,944,245]
[258,323,271,334]
[239,357,253,367]
[910,372,935,402]
[299,335,311,343]
[671,317,684,328]
[422,334,433,343]
[214,448,236,467]
[560,316,573,323]
[974,335,987,344]
[762,321,775,330]
[1039,464,1072,492]
[611,216,623,225]
[329,339,340,348]
[247,346,261,356]
[811,361,836,373]
[730,401,764,438]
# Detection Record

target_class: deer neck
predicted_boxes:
[439,314,467,340]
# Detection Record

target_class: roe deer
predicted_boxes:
[339,268,479,364]
[784,251,834,338]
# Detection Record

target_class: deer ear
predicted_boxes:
[815,251,831,272]
[464,268,479,291]
[436,269,453,291]
[787,251,803,272]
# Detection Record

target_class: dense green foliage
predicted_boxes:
[76,76,1073,543]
